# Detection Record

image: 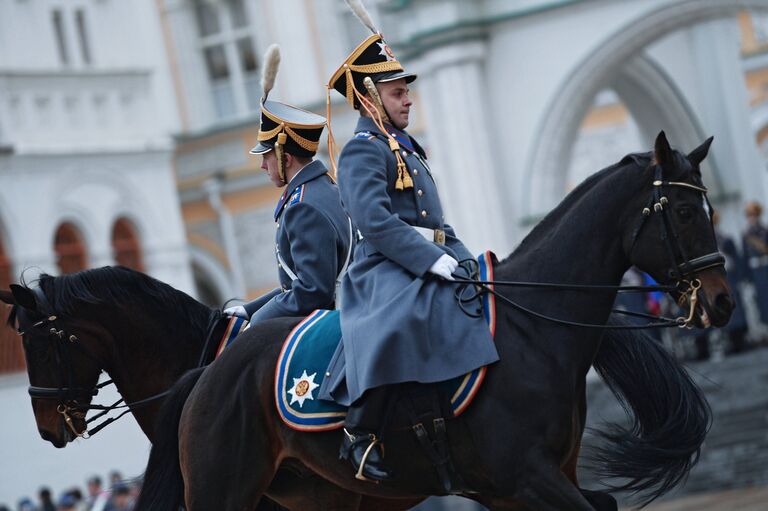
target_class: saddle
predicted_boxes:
[273,251,496,432]
[219,252,497,492]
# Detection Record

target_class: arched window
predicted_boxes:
[0,232,24,374]
[54,222,88,274]
[112,218,144,272]
[0,234,10,289]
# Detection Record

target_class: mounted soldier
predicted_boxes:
[225,45,353,323]
[318,2,499,482]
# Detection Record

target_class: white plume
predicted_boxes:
[344,0,378,34]
[260,44,281,101]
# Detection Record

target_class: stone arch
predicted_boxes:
[0,220,23,374]
[524,0,768,218]
[112,217,145,272]
[0,222,11,289]
[54,222,88,274]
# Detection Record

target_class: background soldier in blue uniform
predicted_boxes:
[743,201,768,330]
[226,45,352,323]
[318,4,499,482]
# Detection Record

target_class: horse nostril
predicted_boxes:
[714,293,734,315]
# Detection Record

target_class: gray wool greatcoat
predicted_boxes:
[243,160,353,322]
[319,117,499,406]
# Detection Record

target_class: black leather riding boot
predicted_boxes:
[340,386,394,482]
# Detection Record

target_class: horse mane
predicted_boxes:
[34,266,212,332]
[501,152,653,266]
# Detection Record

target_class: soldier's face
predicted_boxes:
[261,150,285,187]
[377,79,412,130]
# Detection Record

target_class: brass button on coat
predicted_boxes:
[421,210,427,217]
[417,189,424,197]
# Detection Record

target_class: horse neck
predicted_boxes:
[495,167,639,369]
[98,298,214,432]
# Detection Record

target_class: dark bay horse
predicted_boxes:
[0,267,215,444]
[136,132,733,510]
[0,267,424,510]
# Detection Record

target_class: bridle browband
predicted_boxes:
[451,163,726,330]
[628,164,725,281]
[16,287,221,439]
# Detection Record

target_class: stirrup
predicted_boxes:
[343,428,383,482]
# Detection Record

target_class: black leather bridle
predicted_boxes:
[450,164,726,330]
[628,164,725,282]
[15,288,221,439]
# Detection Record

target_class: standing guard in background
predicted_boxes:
[225,45,353,323]
[713,211,748,354]
[743,201,768,332]
[318,1,499,482]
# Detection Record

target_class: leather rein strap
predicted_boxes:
[451,164,725,330]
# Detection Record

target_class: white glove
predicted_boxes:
[223,305,248,319]
[428,254,458,280]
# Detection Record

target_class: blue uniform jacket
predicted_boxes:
[319,116,499,406]
[244,159,352,322]
[742,224,768,323]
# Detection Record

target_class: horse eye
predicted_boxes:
[676,207,692,220]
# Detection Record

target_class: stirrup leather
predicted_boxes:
[343,428,383,482]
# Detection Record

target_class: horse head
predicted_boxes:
[0,282,109,447]
[621,131,733,328]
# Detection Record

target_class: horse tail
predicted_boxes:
[135,367,205,511]
[589,317,711,506]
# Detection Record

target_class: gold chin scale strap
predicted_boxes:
[326,86,339,181]
[275,130,287,184]
[326,65,413,190]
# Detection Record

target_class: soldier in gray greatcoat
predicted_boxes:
[318,31,499,481]
[225,46,352,323]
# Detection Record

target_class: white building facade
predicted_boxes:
[4,0,768,506]
[0,0,194,293]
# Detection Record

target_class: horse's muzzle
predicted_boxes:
[696,271,733,328]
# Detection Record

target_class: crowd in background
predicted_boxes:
[615,201,768,361]
[1,471,138,511]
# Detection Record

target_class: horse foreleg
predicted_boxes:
[563,383,587,486]
[566,387,617,511]
[266,469,362,511]
[179,382,280,510]
[357,497,425,510]
[579,489,617,511]
[514,458,597,511]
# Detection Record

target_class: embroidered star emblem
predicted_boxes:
[377,41,396,62]
[287,370,319,408]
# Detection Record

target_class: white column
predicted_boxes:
[413,40,511,256]
[687,19,768,230]
[203,177,246,298]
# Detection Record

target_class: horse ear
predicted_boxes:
[654,131,673,167]
[687,136,714,167]
[0,289,14,305]
[10,284,37,311]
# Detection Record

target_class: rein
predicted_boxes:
[450,164,724,330]
[18,288,223,439]
[451,276,695,330]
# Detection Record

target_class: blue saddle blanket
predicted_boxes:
[273,251,497,431]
